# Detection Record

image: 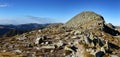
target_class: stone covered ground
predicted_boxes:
[0,11,120,57]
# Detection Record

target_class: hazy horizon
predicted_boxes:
[0,0,120,25]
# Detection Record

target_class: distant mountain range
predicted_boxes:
[0,23,50,37]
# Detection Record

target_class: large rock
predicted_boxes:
[65,11,105,30]
[106,23,115,29]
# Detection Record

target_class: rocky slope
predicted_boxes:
[0,11,120,57]
[65,11,105,30]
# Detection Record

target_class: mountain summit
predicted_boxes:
[66,11,105,30]
[66,11,120,36]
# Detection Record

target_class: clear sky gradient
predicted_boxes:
[0,0,120,25]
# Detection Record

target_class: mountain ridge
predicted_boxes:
[0,11,120,57]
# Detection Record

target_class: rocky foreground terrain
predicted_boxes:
[0,11,120,57]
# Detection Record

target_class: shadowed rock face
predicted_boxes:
[106,23,115,29]
[65,11,105,30]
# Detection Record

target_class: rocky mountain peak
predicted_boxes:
[65,11,105,30]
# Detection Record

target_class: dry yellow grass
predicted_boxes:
[75,43,94,57]
[0,52,22,57]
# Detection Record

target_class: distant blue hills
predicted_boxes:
[0,23,50,37]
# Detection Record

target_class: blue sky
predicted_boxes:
[0,0,120,25]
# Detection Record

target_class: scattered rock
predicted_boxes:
[98,38,104,47]
[84,37,92,45]
[35,36,46,44]
[41,45,55,49]
[35,37,41,44]
[74,30,81,35]
[55,40,64,48]
[92,38,98,46]
[64,45,74,52]
[13,50,22,54]
[110,55,118,57]
[95,51,105,57]
[108,42,120,49]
